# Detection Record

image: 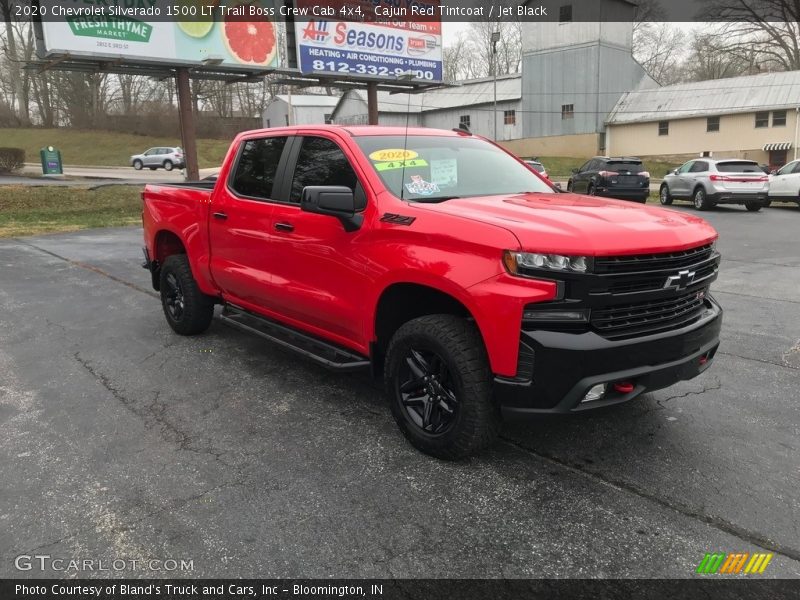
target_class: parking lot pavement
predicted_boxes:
[1,203,799,578]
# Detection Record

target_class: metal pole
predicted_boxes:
[367,82,379,125]
[491,31,500,141]
[794,107,799,160]
[176,68,199,181]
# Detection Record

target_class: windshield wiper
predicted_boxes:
[409,196,461,203]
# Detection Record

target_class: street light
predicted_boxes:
[491,30,501,141]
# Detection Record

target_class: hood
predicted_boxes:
[414,193,717,256]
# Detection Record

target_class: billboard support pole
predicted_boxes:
[176,67,200,181]
[367,82,378,125]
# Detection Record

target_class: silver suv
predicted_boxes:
[659,158,769,212]
[130,147,185,171]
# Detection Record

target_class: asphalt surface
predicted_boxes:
[0,165,219,186]
[1,201,799,579]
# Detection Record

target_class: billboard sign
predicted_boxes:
[293,0,442,83]
[36,0,280,72]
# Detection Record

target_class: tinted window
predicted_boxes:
[606,160,643,173]
[231,136,288,200]
[290,137,358,203]
[690,161,708,173]
[794,162,800,174]
[777,161,800,175]
[678,161,694,174]
[716,161,761,173]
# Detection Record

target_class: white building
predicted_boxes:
[262,94,340,129]
[330,74,522,142]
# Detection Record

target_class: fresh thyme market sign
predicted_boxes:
[67,16,153,42]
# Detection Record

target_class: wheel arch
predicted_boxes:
[371,282,484,377]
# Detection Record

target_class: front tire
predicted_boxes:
[163,160,174,171]
[587,183,596,196]
[745,202,762,212]
[693,187,711,211]
[159,254,215,335]
[133,160,143,170]
[659,184,673,205]
[566,181,573,192]
[384,315,500,460]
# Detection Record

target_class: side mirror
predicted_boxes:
[553,182,563,191]
[300,186,363,232]
[669,169,678,176]
[770,169,778,175]
[571,168,579,174]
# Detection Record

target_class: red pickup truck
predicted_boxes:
[142,125,722,459]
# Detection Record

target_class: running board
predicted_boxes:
[218,305,371,372]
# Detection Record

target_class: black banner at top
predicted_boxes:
[19,0,800,23]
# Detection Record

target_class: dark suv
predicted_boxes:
[567,157,650,203]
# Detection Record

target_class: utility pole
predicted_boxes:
[176,68,199,181]
[491,30,500,141]
[367,82,379,125]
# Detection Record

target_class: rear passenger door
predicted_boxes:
[208,135,290,308]
[267,134,371,348]
[573,160,593,193]
[672,161,695,198]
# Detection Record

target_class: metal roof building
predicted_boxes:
[606,70,800,168]
[331,74,522,141]
[607,71,800,125]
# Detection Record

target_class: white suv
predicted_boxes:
[130,147,185,171]
[659,159,769,212]
[768,159,800,207]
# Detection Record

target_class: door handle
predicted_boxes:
[274,222,294,232]
[213,212,228,220]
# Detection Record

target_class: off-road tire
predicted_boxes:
[159,254,215,335]
[384,315,500,460]
[659,184,673,205]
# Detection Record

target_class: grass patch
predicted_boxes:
[0,185,143,237]
[535,156,681,180]
[0,128,231,169]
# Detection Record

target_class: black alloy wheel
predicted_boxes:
[163,271,185,322]
[398,347,459,435]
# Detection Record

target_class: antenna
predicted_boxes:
[398,71,415,201]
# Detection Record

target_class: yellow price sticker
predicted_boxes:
[369,149,419,162]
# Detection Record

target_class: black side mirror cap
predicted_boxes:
[571,168,579,174]
[300,186,363,232]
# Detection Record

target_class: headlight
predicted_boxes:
[504,250,593,275]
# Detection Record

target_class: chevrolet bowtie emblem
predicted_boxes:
[664,269,696,290]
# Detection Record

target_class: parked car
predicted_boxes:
[142,125,721,459]
[566,157,650,203]
[130,147,185,171]
[659,158,769,212]
[524,159,549,180]
[768,159,800,207]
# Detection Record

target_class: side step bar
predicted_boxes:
[218,305,371,372]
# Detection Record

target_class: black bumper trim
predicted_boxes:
[495,299,722,416]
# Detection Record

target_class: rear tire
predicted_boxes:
[384,315,500,460]
[693,187,711,211]
[745,202,762,212]
[163,160,174,171]
[133,160,143,170]
[159,254,215,335]
[587,184,596,196]
[659,184,673,205]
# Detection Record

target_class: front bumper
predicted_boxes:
[495,297,722,416]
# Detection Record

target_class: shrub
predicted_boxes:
[0,147,25,174]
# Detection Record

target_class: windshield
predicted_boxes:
[354,135,555,201]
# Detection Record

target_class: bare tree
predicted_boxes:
[633,23,687,85]
[697,0,800,71]
[0,0,30,125]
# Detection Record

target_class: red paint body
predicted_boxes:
[142,126,718,377]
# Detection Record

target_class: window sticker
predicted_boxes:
[374,158,428,172]
[404,175,440,196]
[369,149,419,162]
[430,158,458,187]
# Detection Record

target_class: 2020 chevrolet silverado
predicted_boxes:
[142,126,722,459]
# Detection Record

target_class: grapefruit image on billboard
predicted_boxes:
[37,0,279,71]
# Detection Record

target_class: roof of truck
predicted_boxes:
[242,125,473,138]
